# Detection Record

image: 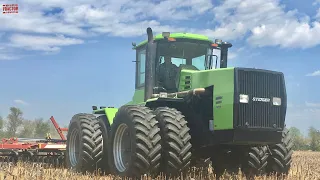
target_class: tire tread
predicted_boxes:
[67,113,104,172]
[267,128,293,175]
[110,105,161,177]
[154,107,192,176]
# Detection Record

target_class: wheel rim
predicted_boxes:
[113,123,131,172]
[68,128,80,167]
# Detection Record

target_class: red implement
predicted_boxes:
[0,116,67,167]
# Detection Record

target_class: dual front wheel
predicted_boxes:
[209,129,293,179]
[66,106,192,178]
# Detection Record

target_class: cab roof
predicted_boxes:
[134,33,213,49]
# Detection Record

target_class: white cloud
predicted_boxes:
[0,0,212,37]
[13,99,29,105]
[227,47,246,60]
[1,0,320,58]
[121,0,213,21]
[228,52,237,60]
[306,102,320,107]
[306,70,320,76]
[9,34,84,52]
[0,0,213,56]
[91,20,186,37]
[0,11,87,36]
[0,53,20,60]
[313,0,320,5]
[248,21,320,49]
[196,0,320,48]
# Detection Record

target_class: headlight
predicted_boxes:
[240,94,249,103]
[273,97,281,106]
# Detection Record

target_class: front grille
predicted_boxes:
[234,68,286,129]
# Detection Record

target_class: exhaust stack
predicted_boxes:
[144,27,157,101]
[220,42,232,68]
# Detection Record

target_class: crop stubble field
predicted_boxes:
[0,151,318,180]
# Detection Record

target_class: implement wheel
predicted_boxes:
[66,113,104,173]
[108,105,162,178]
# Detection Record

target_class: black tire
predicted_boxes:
[97,115,111,173]
[66,113,104,173]
[266,128,293,175]
[108,105,162,178]
[153,107,192,177]
[241,146,268,179]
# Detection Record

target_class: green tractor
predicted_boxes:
[65,27,293,178]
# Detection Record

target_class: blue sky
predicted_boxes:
[0,0,319,135]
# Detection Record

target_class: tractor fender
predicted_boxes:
[104,107,118,125]
[146,98,187,112]
[93,107,118,125]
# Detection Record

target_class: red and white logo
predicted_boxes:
[2,4,18,14]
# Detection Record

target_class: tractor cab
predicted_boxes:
[156,37,214,71]
[133,28,232,101]
[156,39,214,93]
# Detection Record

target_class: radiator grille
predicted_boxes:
[235,69,286,129]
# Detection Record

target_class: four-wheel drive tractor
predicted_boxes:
[65,27,293,178]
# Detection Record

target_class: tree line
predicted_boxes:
[289,126,320,151]
[0,107,65,139]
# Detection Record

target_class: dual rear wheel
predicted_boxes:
[66,105,193,178]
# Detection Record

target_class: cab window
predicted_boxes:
[159,56,186,67]
[137,48,146,88]
[192,55,205,70]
